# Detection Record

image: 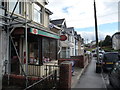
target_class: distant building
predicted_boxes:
[51,19,83,58]
[90,40,96,48]
[51,18,72,58]
[65,27,76,57]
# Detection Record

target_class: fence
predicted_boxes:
[24,65,59,90]
[2,64,60,90]
[22,63,59,77]
[58,55,90,68]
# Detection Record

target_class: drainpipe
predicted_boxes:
[0,28,2,90]
[57,30,62,58]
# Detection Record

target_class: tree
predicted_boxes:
[102,35,112,47]
[99,40,103,47]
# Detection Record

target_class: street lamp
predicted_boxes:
[94,0,101,73]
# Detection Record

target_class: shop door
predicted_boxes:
[11,36,20,74]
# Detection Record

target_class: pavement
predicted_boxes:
[72,58,107,89]
[71,62,89,88]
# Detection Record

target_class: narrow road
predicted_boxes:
[74,58,107,89]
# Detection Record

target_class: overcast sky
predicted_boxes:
[46,0,119,43]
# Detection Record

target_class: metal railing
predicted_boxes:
[24,64,59,90]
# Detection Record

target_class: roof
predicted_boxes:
[49,23,61,30]
[50,19,65,26]
[77,34,81,39]
[45,8,53,15]
[64,27,75,35]
[66,27,74,31]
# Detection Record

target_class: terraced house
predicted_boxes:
[50,19,83,58]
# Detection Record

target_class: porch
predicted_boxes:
[2,60,59,90]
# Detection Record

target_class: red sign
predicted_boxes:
[60,35,67,41]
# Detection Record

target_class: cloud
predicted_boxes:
[46,0,119,42]
[77,31,107,43]
[47,0,119,28]
[77,28,118,43]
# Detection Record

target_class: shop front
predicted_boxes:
[29,28,60,65]
[11,27,60,75]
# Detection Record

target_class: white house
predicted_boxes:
[65,27,75,57]
[112,32,120,50]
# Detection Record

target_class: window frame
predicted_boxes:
[28,35,43,66]
[33,3,43,24]
[42,37,57,63]
[9,0,24,15]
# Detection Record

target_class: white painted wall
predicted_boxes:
[112,36,120,50]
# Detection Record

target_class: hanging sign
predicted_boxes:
[60,35,67,41]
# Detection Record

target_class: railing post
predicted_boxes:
[54,70,57,88]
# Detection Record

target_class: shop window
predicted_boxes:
[42,37,57,63]
[28,39,39,65]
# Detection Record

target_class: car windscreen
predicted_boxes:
[103,53,119,62]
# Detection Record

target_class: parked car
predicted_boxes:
[99,52,103,60]
[102,52,119,71]
[92,49,105,57]
[109,61,120,88]
[91,50,96,57]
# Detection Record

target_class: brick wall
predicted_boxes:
[59,61,72,90]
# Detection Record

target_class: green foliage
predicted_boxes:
[102,46,112,52]
[99,35,112,47]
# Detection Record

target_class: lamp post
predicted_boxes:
[94,0,99,61]
[94,0,101,73]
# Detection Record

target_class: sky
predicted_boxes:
[46,0,119,43]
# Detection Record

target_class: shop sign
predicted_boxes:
[30,28,60,39]
[31,28,38,35]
